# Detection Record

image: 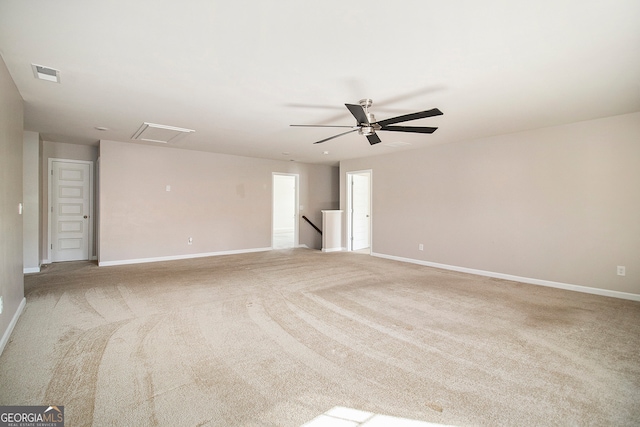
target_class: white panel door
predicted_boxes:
[52,161,91,261]
[272,174,298,249]
[351,173,370,251]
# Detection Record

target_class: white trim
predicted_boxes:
[98,247,272,267]
[321,247,343,253]
[48,158,94,263]
[0,298,26,356]
[372,252,640,302]
[23,267,40,274]
[346,170,372,253]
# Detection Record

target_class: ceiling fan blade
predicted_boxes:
[366,133,382,145]
[313,128,359,144]
[291,124,355,128]
[345,103,370,124]
[380,125,438,134]
[376,108,443,127]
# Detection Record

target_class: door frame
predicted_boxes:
[271,172,299,249]
[346,169,372,252]
[47,158,94,263]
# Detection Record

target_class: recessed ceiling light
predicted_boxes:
[94,127,109,131]
[31,64,60,83]
[323,151,329,155]
[281,152,290,156]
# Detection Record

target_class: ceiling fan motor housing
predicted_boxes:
[359,126,374,136]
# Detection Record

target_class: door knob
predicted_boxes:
[83,215,88,219]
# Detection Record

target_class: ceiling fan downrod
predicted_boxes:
[358,98,378,136]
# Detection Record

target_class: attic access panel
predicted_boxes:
[131,122,195,143]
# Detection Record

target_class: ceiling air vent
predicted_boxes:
[31,64,60,83]
[131,122,195,143]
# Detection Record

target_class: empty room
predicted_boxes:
[1,1,639,426]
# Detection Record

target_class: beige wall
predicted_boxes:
[340,112,640,296]
[0,55,25,351]
[40,140,99,262]
[98,140,338,264]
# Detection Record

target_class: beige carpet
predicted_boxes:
[1,249,639,426]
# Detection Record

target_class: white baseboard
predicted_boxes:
[98,247,273,267]
[322,247,343,253]
[371,252,640,302]
[23,266,40,274]
[40,257,97,265]
[0,297,26,356]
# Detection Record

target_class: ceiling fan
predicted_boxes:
[291,98,443,145]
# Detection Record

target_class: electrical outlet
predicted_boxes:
[617,266,626,276]
[188,237,193,245]
[418,244,424,251]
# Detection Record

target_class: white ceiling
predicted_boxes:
[1,1,639,166]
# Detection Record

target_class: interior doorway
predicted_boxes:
[347,170,372,252]
[48,158,93,262]
[272,173,299,249]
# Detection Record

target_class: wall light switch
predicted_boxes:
[18,202,23,215]
[419,244,424,251]
[617,266,626,276]
[166,185,171,192]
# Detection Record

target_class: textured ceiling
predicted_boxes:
[1,0,639,165]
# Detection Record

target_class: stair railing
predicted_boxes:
[302,215,322,235]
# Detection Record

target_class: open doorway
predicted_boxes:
[272,173,299,249]
[346,170,372,253]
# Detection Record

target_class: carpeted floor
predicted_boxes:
[1,249,639,426]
